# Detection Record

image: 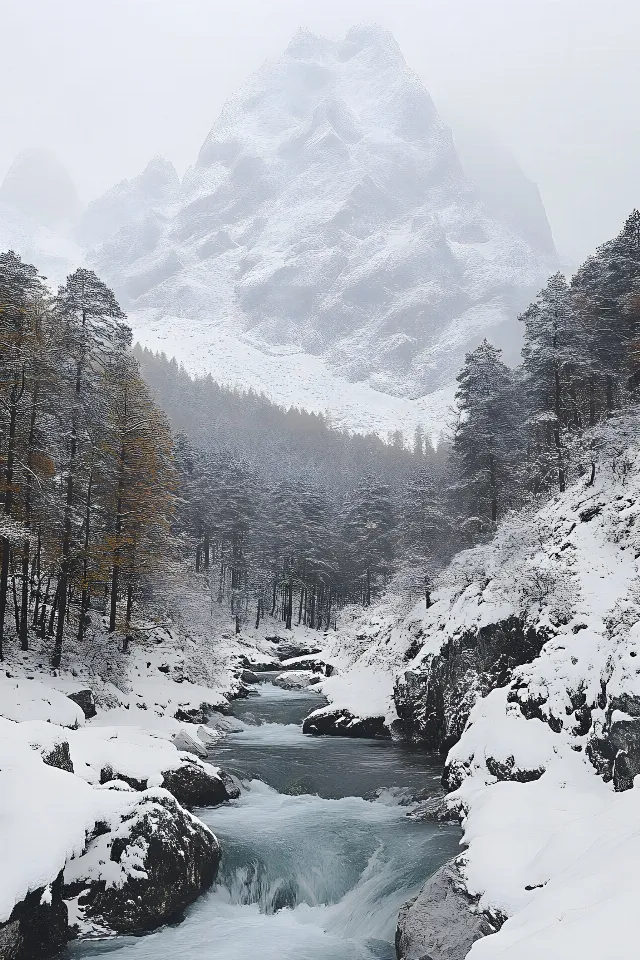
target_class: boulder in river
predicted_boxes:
[396,860,497,960]
[273,670,322,690]
[161,759,237,808]
[65,789,220,934]
[302,708,389,739]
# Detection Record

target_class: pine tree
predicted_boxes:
[451,340,520,527]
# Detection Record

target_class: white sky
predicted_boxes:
[1,0,639,262]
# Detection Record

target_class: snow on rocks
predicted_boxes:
[395,416,640,959]
[64,787,220,935]
[273,670,321,690]
[0,674,85,728]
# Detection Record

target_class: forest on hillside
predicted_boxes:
[0,210,639,664]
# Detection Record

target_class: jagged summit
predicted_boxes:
[85,27,557,421]
[77,157,179,248]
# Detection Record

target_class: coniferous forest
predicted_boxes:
[1,210,639,662]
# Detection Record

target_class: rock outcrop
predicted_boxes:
[65,689,97,720]
[394,616,548,752]
[396,861,497,960]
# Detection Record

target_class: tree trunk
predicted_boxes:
[606,374,614,414]
[48,582,60,637]
[366,565,371,607]
[10,553,20,636]
[204,530,210,570]
[0,371,22,660]
[286,566,293,630]
[77,472,93,642]
[32,530,42,628]
[109,440,127,634]
[125,582,133,628]
[218,544,225,603]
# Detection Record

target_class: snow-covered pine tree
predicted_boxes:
[520,273,577,493]
[451,339,521,528]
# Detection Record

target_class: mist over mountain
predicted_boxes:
[0,148,82,231]
[85,25,557,414]
[0,149,83,285]
[449,120,557,257]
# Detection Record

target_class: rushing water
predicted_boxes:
[69,680,460,960]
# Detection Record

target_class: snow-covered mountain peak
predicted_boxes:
[84,27,558,429]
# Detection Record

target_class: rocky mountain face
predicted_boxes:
[77,157,180,249]
[87,26,557,403]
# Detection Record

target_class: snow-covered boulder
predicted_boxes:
[160,759,236,809]
[64,788,220,934]
[273,670,321,690]
[0,675,85,728]
[302,707,388,738]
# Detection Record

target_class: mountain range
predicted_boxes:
[1,26,558,433]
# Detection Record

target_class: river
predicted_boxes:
[69,678,460,960]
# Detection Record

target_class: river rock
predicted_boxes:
[66,790,220,934]
[273,670,321,690]
[174,701,227,723]
[161,759,234,808]
[171,729,208,758]
[394,616,548,752]
[280,655,334,676]
[302,708,389,739]
[0,871,68,960]
[395,861,496,960]
[275,641,322,662]
[241,669,260,683]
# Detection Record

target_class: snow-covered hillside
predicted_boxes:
[310,413,640,958]
[83,25,555,430]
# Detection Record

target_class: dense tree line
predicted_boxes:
[137,347,453,631]
[0,251,454,659]
[0,252,175,662]
[6,214,631,658]
[450,210,640,536]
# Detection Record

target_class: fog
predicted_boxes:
[2,0,639,262]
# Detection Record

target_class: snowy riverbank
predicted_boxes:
[0,602,324,958]
[312,414,640,959]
